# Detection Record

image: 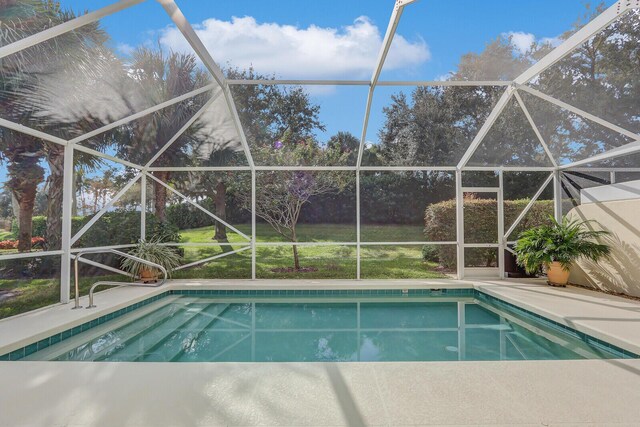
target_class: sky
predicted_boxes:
[1,0,616,183]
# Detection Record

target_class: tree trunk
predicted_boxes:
[213,180,230,252]
[152,170,171,222]
[8,162,43,253]
[44,142,65,251]
[291,227,300,270]
[16,193,37,252]
[292,244,300,270]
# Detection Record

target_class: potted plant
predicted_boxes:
[121,239,182,283]
[514,216,611,287]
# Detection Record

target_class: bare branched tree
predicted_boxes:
[243,168,350,270]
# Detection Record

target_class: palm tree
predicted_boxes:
[116,47,210,223]
[0,0,117,251]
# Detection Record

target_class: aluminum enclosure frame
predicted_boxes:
[0,0,638,302]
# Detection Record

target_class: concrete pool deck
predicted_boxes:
[1,279,640,426]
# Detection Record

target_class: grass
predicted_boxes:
[0,273,122,320]
[174,223,450,280]
[0,224,451,319]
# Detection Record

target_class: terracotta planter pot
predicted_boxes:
[139,268,159,284]
[546,262,570,287]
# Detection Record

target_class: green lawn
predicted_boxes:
[0,224,451,319]
[174,223,449,280]
[0,274,122,319]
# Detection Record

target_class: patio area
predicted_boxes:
[1,279,640,426]
[1,0,640,425]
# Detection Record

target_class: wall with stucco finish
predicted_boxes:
[567,199,640,298]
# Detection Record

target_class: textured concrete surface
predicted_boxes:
[1,279,640,426]
[477,281,640,355]
[0,360,639,426]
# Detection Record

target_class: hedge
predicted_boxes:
[424,198,554,268]
[12,216,47,238]
[165,196,250,230]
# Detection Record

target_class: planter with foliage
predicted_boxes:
[514,217,610,286]
[121,239,182,283]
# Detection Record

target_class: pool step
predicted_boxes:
[140,303,232,362]
[28,297,182,361]
[69,302,191,362]
[100,303,229,362]
[94,301,216,361]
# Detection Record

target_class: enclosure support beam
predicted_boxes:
[559,140,640,170]
[356,171,361,279]
[513,0,635,85]
[70,173,142,246]
[143,89,223,168]
[497,171,505,279]
[145,172,251,241]
[140,173,147,241]
[457,87,514,169]
[226,79,511,87]
[518,86,640,141]
[513,90,558,167]
[174,246,252,272]
[504,172,554,239]
[69,84,218,146]
[73,144,144,171]
[553,170,563,221]
[356,0,414,169]
[251,170,257,280]
[0,118,67,147]
[0,0,145,60]
[157,0,256,170]
[60,143,75,304]
[455,170,464,279]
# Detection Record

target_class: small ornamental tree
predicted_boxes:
[239,144,351,270]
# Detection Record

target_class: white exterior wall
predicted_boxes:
[581,180,640,204]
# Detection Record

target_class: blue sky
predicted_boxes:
[64,0,612,146]
[1,0,616,183]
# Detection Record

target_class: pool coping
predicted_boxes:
[0,278,639,360]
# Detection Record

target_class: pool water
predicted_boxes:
[24,294,622,362]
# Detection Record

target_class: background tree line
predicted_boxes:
[0,1,637,273]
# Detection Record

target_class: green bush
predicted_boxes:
[12,216,47,238]
[424,198,554,268]
[421,244,439,262]
[165,197,250,230]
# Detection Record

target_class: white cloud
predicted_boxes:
[158,16,430,79]
[540,36,562,48]
[505,31,536,55]
[503,31,562,55]
[117,42,135,56]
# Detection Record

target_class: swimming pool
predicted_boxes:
[9,289,636,362]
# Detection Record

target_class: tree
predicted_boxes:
[227,71,352,269]
[241,148,350,269]
[116,47,210,222]
[528,5,639,164]
[0,131,44,251]
[327,131,360,164]
[0,0,117,251]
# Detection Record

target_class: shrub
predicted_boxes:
[421,244,439,262]
[0,237,45,250]
[425,198,554,268]
[165,197,250,230]
[12,216,47,238]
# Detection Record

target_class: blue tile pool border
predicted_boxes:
[474,291,638,359]
[1,288,637,361]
